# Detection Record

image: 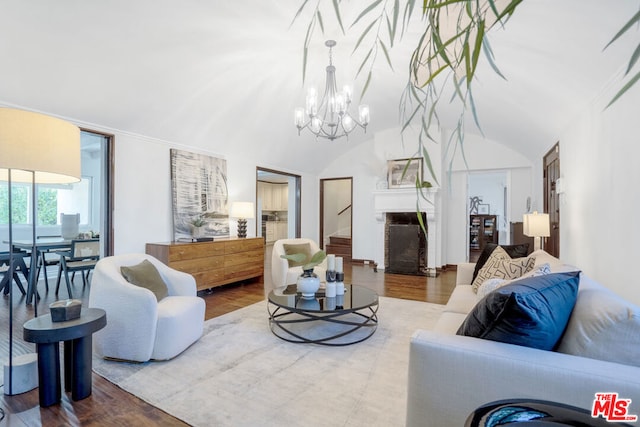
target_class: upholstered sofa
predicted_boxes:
[407,249,640,427]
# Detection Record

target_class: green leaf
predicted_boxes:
[307,250,327,267]
[391,0,400,45]
[380,40,394,71]
[604,9,640,50]
[468,87,484,135]
[401,104,421,133]
[482,36,506,80]
[415,199,427,235]
[280,253,307,264]
[469,19,485,81]
[606,69,640,109]
[353,20,377,54]
[402,0,417,36]
[332,0,345,34]
[356,47,374,77]
[418,63,449,88]
[486,0,500,21]
[360,70,373,99]
[426,0,470,10]
[316,10,325,34]
[421,145,440,186]
[626,42,640,76]
[351,0,383,28]
[290,0,312,28]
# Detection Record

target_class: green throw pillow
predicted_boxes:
[121,259,168,301]
[282,243,312,267]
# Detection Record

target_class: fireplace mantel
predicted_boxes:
[372,188,439,276]
[373,188,437,220]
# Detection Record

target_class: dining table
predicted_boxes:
[3,238,72,304]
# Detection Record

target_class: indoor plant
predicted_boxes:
[189,216,206,238]
[281,249,327,298]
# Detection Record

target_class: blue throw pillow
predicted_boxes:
[457,271,580,350]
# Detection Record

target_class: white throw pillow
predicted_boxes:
[476,263,551,300]
[476,278,507,300]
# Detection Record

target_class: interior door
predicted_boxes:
[320,177,352,261]
[255,168,301,241]
[543,142,560,257]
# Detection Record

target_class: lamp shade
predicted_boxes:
[230,202,254,219]
[0,108,81,184]
[523,211,550,238]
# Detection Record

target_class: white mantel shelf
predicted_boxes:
[373,188,438,221]
[372,187,440,276]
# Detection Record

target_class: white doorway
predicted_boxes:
[256,168,301,244]
[468,170,510,245]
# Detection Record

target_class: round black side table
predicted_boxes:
[23,307,106,407]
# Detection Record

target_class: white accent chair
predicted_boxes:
[88,254,205,362]
[271,238,328,288]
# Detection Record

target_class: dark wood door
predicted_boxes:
[543,142,560,257]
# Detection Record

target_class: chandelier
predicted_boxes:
[295,40,370,141]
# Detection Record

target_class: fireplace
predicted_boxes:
[373,188,438,277]
[385,213,427,275]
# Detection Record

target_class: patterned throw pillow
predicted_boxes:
[472,247,536,293]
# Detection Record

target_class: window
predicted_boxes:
[0,178,91,226]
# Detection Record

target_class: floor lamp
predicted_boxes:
[523,211,550,252]
[0,108,80,395]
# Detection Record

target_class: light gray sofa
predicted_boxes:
[407,250,640,427]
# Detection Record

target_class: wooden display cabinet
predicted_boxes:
[146,237,264,292]
[469,214,498,262]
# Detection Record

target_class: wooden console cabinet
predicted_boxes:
[145,237,264,292]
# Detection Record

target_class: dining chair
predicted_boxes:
[0,251,29,296]
[55,239,100,298]
[34,235,67,292]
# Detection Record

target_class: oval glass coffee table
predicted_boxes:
[267,284,378,346]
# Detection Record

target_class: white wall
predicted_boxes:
[444,132,534,263]
[558,73,640,305]
[110,131,320,254]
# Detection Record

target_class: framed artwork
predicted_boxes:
[170,149,229,241]
[387,158,423,189]
[478,204,490,215]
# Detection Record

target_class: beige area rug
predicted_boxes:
[93,297,444,427]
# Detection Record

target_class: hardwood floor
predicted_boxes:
[0,250,456,426]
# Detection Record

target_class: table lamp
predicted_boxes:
[523,211,550,251]
[0,107,80,395]
[230,202,254,238]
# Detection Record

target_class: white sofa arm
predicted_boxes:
[407,330,640,427]
[456,262,476,286]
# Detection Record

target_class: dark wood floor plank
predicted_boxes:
[0,252,455,426]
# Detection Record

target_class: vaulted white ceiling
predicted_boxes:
[0,0,638,173]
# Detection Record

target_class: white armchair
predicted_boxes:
[88,254,205,362]
[271,238,328,288]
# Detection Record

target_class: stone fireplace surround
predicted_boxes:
[373,188,438,276]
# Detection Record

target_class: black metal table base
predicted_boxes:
[268,303,378,346]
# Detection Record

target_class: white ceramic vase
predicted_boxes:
[297,269,320,299]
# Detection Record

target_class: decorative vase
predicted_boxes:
[297,269,320,299]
